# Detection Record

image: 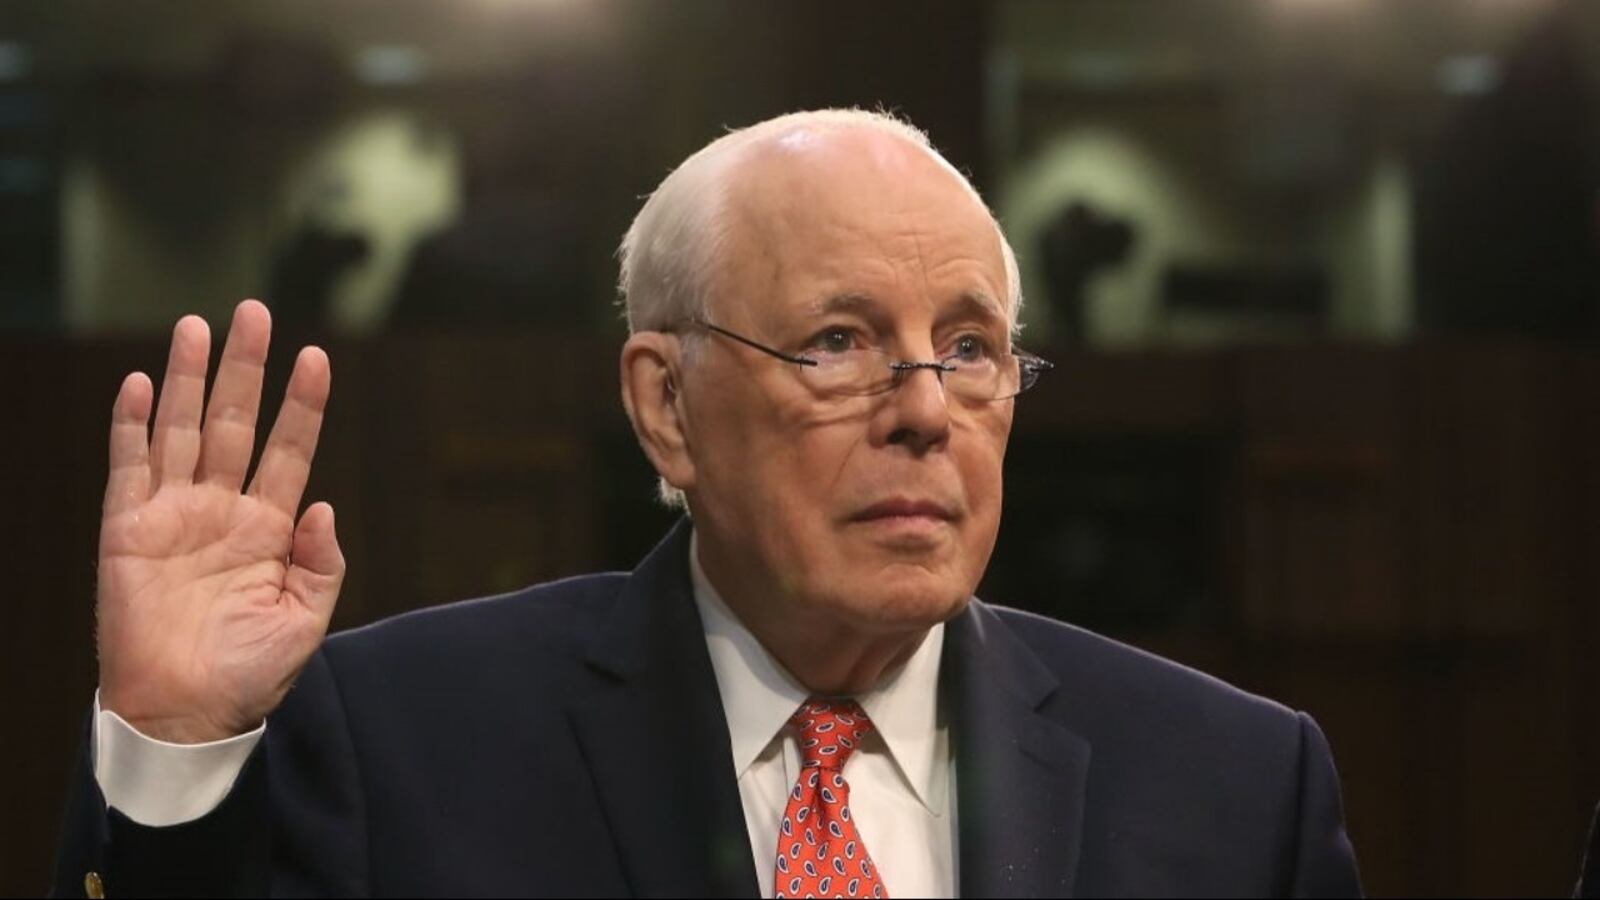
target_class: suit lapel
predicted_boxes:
[568,523,1092,898]
[946,601,1092,899]
[568,520,758,898]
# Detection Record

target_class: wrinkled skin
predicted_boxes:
[96,301,345,743]
[623,127,1016,692]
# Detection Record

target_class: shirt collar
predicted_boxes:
[690,532,948,815]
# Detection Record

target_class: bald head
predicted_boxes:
[617,109,1022,337]
[714,126,1011,335]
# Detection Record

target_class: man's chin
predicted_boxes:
[811,571,974,633]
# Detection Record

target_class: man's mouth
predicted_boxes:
[849,498,958,523]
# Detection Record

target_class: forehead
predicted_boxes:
[716,129,1009,324]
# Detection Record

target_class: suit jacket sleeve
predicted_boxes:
[1288,712,1363,898]
[51,649,370,898]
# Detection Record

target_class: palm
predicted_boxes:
[96,301,344,743]
[100,490,301,729]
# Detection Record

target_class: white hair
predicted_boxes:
[616,108,1024,507]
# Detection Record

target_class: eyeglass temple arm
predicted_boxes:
[700,323,819,367]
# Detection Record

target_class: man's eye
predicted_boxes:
[809,327,856,354]
[949,334,996,363]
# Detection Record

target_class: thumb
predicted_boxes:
[287,501,345,622]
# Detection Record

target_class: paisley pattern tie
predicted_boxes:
[773,699,888,899]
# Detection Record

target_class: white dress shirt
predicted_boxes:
[92,537,960,897]
[93,696,262,827]
[689,538,959,898]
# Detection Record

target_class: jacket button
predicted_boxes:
[83,872,105,899]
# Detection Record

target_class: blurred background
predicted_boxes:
[2,0,1598,894]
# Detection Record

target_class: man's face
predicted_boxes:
[681,130,1014,636]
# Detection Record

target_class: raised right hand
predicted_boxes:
[96,300,345,744]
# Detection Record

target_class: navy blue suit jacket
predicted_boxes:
[54,520,1361,897]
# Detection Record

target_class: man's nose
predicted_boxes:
[873,362,952,453]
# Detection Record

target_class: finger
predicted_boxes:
[248,346,330,517]
[285,501,344,623]
[149,315,211,489]
[195,300,271,492]
[104,372,154,516]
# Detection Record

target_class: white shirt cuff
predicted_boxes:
[92,690,264,827]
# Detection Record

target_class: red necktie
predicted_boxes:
[774,699,888,899]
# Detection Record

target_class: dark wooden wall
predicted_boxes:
[3,336,1596,896]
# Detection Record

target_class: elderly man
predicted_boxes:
[54,109,1361,898]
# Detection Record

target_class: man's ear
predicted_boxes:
[620,332,696,494]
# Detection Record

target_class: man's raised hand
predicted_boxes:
[96,300,344,744]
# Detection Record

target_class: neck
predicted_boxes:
[761,617,927,696]
[693,540,928,696]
